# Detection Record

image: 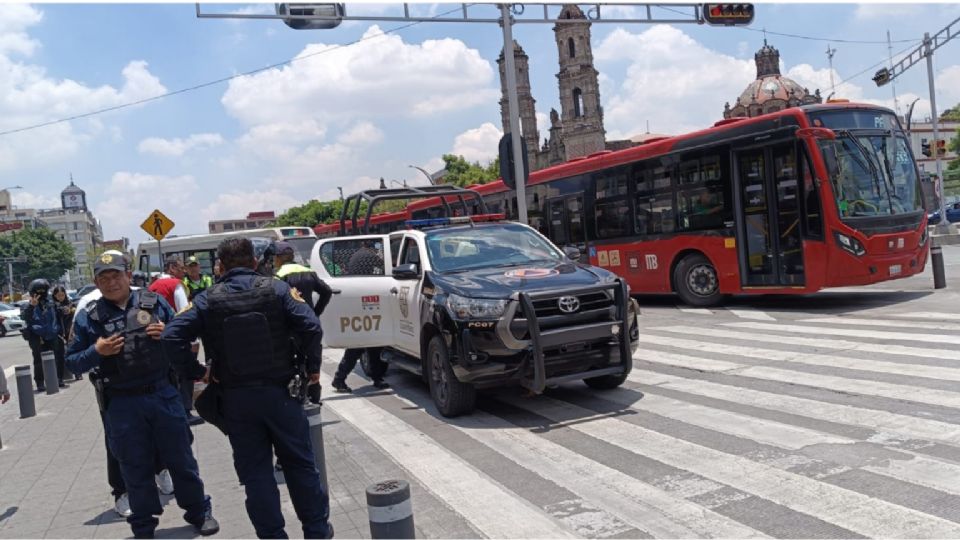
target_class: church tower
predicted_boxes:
[497,41,540,167]
[554,4,605,159]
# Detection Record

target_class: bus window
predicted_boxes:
[677,153,729,232]
[595,198,632,238]
[800,147,823,239]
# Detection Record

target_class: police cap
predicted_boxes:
[94,252,128,276]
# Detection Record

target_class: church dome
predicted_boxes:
[724,40,821,119]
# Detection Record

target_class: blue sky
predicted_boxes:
[2,2,959,246]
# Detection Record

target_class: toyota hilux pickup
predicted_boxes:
[311,214,639,417]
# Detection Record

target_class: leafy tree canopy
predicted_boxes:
[941,103,960,122]
[440,154,500,187]
[948,126,960,172]
[0,227,75,291]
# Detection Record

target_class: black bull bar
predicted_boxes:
[516,279,633,394]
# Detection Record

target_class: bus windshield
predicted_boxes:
[426,224,564,273]
[819,132,921,217]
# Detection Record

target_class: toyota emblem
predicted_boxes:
[558,296,580,314]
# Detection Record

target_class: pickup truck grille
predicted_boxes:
[518,291,612,318]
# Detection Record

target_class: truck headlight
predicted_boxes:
[447,294,507,320]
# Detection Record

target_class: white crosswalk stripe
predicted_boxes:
[320,310,960,538]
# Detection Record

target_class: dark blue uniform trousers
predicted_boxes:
[222,384,331,539]
[104,383,210,537]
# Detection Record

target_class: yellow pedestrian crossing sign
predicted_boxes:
[141,209,175,241]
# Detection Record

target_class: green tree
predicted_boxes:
[276,197,407,228]
[439,154,500,187]
[948,126,960,172]
[941,103,960,122]
[0,227,75,291]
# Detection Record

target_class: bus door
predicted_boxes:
[547,194,587,256]
[734,143,805,287]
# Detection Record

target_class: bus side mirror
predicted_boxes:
[563,246,581,261]
[796,127,836,140]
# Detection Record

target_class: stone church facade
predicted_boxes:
[497,4,632,172]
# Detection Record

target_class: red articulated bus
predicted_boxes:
[324,103,930,306]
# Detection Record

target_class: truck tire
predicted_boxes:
[584,370,629,390]
[360,349,387,379]
[0,325,6,338]
[427,335,476,417]
[673,253,723,307]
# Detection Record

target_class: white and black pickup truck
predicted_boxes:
[311,215,639,417]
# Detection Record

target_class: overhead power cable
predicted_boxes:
[0,4,472,138]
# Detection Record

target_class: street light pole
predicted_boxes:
[408,165,435,186]
[923,32,944,214]
[500,3,528,224]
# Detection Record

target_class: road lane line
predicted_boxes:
[725,322,960,345]
[648,325,960,361]
[639,333,960,382]
[317,372,576,539]
[499,394,960,538]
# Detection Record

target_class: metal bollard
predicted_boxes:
[41,350,58,395]
[367,480,415,539]
[932,245,946,289]
[15,366,36,419]
[305,404,328,490]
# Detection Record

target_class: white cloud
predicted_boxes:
[0,57,167,171]
[596,25,755,137]
[10,190,58,210]
[0,4,42,56]
[536,112,550,138]
[200,190,300,224]
[337,121,383,146]
[138,133,224,157]
[95,172,199,239]
[451,122,502,163]
[853,4,924,20]
[221,25,497,128]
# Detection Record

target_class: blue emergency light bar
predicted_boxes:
[404,214,506,229]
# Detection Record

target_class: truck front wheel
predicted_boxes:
[427,335,476,417]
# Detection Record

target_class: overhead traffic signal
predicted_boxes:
[872,68,892,87]
[702,4,755,26]
[922,141,932,157]
[276,3,345,30]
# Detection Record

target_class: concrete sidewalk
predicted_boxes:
[0,346,445,539]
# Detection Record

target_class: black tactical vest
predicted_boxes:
[89,291,167,385]
[206,277,292,387]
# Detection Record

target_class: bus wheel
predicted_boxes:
[674,253,722,307]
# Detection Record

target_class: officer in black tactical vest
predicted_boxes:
[66,252,219,539]
[162,237,332,539]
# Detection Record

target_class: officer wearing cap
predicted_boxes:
[162,237,332,539]
[272,241,332,316]
[66,252,219,539]
[183,256,214,301]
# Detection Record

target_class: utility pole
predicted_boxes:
[923,32,943,195]
[500,4,527,224]
[826,44,837,97]
[887,30,899,116]
[1,256,27,301]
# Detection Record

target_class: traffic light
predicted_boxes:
[498,132,529,191]
[702,4,755,26]
[922,141,931,157]
[872,68,891,87]
[276,3,345,30]
[937,139,947,157]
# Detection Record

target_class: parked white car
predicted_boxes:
[0,302,25,337]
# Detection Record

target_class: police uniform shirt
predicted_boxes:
[66,289,187,388]
[162,267,325,378]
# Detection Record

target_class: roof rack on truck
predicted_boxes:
[339,185,489,236]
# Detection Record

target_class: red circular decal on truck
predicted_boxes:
[504,268,558,279]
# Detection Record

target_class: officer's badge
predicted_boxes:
[136,310,152,325]
[100,253,113,263]
[290,288,305,303]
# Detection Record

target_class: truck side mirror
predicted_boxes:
[563,246,581,261]
[392,263,420,280]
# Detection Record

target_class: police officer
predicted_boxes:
[183,256,214,300]
[23,278,65,391]
[66,252,219,539]
[271,241,332,316]
[162,237,332,539]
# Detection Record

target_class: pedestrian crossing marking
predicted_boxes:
[639,332,960,382]
[650,325,960,360]
[316,371,577,539]
[800,316,960,332]
[727,321,960,345]
[498,395,960,538]
[726,308,776,321]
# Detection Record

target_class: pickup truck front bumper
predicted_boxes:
[449,279,637,392]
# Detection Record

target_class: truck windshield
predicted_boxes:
[426,224,564,273]
[819,132,922,217]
